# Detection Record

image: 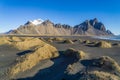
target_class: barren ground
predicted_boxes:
[0,36,120,80]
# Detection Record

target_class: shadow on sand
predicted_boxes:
[16,50,33,56]
[16,51,79,80]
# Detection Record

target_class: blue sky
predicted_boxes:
[0,0,120,35]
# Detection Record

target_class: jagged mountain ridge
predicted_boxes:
[8,18,113,36]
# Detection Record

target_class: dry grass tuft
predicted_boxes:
[8,44,59,77]
[93,56,120,75]
[83,40,90,44]
[79,56,120,80]
[47,39,53,42]
[66,64,74,74]
[63,39,74,44]
[0,37,61,79]
[10,37,23,42]
[39,37,46,42]
[95,41,112,48]
[0,37,59,77]
[53,37,64,41]
[12,38,45,50]
[76,50,86,59]
[46,38,53,42]
[79,71,120,80]
[0,37,12,45]
[79,39,83,43]
[64,48,86,59]
[0,37,35,46]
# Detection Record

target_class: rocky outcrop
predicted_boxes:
[8,18,113,36]
[74,18,113,36]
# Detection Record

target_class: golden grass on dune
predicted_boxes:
[47,39,53,42]
[44,38,53,42]
[64,48,77,57]
[12,38,45,50]
[63,39,74,44]
[39,37,46,42]
[87,71,120,80]
[0,37,11,45]
[9,43,59,77]
[66,64,74,74]
[53,37,64,41]
[93,56,120,75]
[0,37,34,45]
[76,50,86,59]
[79,56,120,80]
[64,48,86,59]
[0,37,59,77]
[83,40,90,44]
[79,39,83,43]
[95,41,112,48]
[10,37,23,42]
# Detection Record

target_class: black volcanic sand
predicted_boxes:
[0,36,120,80]
[0,44,20,80]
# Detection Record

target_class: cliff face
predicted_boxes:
[74,18,113,36]
[8,18,113,36]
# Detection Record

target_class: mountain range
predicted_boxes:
[7,18,113,36]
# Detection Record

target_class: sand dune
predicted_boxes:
[0,36,120,80]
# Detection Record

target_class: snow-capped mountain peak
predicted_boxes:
[30,19,44,25]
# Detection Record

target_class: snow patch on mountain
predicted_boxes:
[30,19,44,25]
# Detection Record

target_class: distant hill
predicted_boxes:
[7,18,113,36]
